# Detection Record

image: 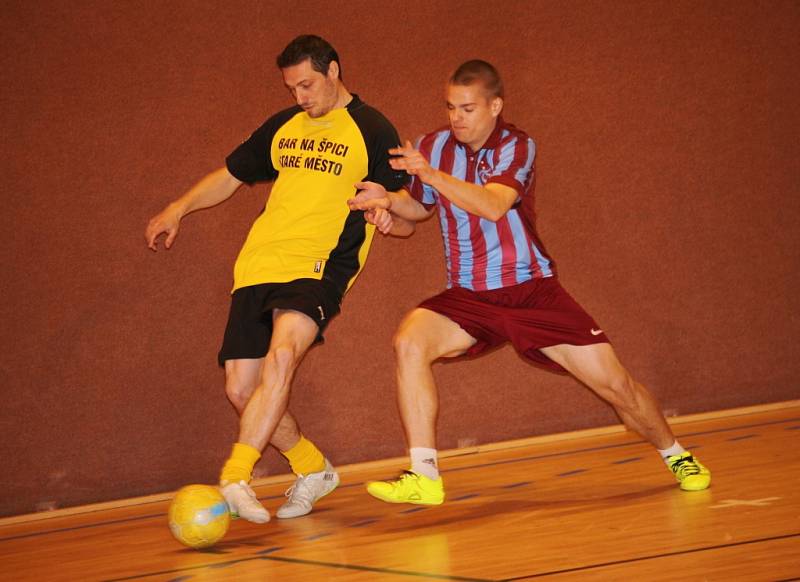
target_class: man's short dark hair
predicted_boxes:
[277,35,342,79]
[450,60,503,99]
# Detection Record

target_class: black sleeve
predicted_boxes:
[225,106,301,185]
[351,105,409,191]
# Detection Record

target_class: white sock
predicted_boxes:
[410,447,439,480]
[658,440,687,463]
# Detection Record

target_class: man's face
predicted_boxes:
[282,59,339,118]
[446,82,502,151]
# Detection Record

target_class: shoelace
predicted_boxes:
[226,482,261,517]
[393,470,418,487]
[670,455,701,477]
[231,481,258,501]
[284,475,314,505]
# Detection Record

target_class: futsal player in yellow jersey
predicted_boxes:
[146,35,407,523]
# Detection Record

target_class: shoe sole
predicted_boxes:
[680,477,711,491]
[366,487,444,506]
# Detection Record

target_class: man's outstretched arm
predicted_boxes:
[145,167,243,251]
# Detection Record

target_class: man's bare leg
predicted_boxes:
[540,342,711,490]
[219,309,317,522]
[366,308,476,505]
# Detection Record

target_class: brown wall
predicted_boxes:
[2,1,798,517]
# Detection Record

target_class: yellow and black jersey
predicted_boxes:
[225,94,407,294]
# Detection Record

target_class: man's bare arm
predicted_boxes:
[388,141,517,222]
[145,167,243,251]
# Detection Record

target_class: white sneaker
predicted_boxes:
[220,480,270,524]
[276,459,339,519]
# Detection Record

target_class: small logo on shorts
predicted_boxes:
[313,261,322,273]
[591,328,604,336]
[317,305,326,320]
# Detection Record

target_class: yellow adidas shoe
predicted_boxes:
[366,471,445,505]
[667,452,711,491]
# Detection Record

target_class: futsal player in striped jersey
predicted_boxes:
[348,60,710,505]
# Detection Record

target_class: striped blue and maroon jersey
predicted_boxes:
[409,119,556,291]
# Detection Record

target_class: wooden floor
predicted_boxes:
[1,403,799,581]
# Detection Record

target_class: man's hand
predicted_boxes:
[365,207,394,234]
[389,140,436,184]
[145,203,182,251]
[349,182,394,233]
[348,181,391,211]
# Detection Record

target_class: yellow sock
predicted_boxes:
[219,442,261,485]
[281,435,325,475]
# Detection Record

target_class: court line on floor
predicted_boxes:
[103,554,495,582]
[499,532,800,580]
[0,513,164,542]
[2,415,795,543]
[103,531,800,582]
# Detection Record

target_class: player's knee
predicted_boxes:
[224,372,254,411]
[393,328,432,364]
[266,344,300,375]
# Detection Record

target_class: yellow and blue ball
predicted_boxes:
[168,484,230,549]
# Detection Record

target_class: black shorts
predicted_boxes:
[217,278,342,366]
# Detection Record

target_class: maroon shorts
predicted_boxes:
[418,277,610,373]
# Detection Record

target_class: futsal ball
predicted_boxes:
[168,484,230,549]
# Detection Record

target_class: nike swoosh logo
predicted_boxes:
[591,328,603,336]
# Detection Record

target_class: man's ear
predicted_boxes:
[491,96,504,117]
[328,60,340,81]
